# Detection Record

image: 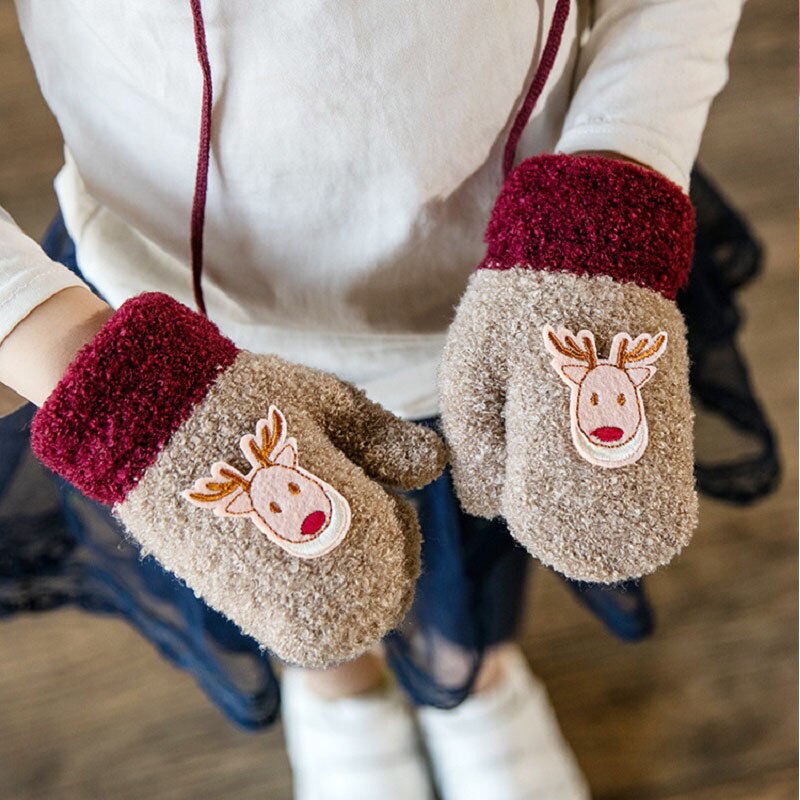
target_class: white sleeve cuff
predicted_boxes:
[555,122,691,192]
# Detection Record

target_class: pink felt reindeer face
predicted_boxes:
[183,406,351,558]
[542,326,668,468]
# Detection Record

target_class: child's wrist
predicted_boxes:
[0,287,113,406]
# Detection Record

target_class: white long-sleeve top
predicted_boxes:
[2,0,743,418]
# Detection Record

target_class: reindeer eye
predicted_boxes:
[590,392,599,406]
[288,482,300,495]
[617,393,626,406]
[269,501,282,514]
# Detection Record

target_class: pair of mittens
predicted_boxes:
[31,293,445,668]
[440,154,697,583]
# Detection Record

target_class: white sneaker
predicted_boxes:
[417,647,591,800]
[281,668,434,800]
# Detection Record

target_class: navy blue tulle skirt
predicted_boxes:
[0,168,780,729]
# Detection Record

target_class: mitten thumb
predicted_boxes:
[317,380,446,490]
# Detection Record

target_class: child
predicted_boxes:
[0,1,746,797]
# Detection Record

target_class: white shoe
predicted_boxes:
[417,647,591,800]
[281,668,434,800]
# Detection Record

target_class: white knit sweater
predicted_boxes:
[2,0,743,417]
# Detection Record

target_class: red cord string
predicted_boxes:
[502,0,571,179]
[189,0,212,315]
[187,0,570,313]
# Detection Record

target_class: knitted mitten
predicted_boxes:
[440,154,697,582]
[31,293,445,667]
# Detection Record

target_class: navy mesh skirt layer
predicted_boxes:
[0,168,780,728]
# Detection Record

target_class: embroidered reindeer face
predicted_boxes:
[542,326,668,468]
[183,406,351,558]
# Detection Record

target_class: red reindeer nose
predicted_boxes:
[301,510,327,536]
[591,426,624,443]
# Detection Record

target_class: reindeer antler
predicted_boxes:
[614,332,668,368]
[187,465,250,504]
[246,406,285,467]
[545,327,597,369]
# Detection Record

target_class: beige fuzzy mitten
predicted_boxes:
[31,293,445,667]
[440,154,697,582]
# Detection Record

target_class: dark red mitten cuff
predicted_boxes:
[31,292,239,504]
[478,153,695,299]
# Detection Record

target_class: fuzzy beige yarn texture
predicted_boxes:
[440,269,697,583]
[120,352,446,668]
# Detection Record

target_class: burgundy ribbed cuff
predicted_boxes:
[477,154,695,300]
[31,293,239,505]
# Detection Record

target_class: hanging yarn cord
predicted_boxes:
[187,0,571,314]
[189,0,212,316]
[502,0,571,178]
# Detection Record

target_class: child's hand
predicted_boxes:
[440,154,697,583]
[30,293,446,667]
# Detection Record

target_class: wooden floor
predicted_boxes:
[0,2,796,798]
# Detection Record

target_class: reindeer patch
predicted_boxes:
[542,326,668,468]
[183,406,351,559]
